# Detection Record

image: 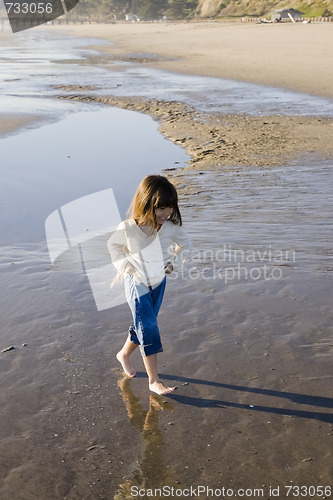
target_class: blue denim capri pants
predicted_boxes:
[124,274,167,357]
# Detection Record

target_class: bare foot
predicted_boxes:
[149,380,177,395]
[116,351,136,378]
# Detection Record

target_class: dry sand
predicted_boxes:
[60,22,333,98]
[1,22,333,499]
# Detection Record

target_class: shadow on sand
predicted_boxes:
[132,372,333,424]
[114,371,333,497]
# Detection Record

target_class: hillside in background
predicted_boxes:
[197,0,333,17]
[1,0,332,21]
[69,0,333,21]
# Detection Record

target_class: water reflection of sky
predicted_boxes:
[1,28,333,117]
[0,105,189,244]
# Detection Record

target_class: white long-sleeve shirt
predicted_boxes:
[107,219,191,287]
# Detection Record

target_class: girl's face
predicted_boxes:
[155,206,173,225]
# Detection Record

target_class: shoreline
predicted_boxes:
[55,93,333,172]
[49,21,333,173]
[51,22,333,99]
[3,22,333,164]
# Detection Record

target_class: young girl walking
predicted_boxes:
[107,175,191,395]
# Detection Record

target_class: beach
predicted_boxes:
[61,22,333,98]
[52,21,333,170]
[0,21,333,499]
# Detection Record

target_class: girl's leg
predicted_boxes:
[143,353,176,395]
[151,277,166,317]
[116,337,139,378]
[125,276,163,356]
[144,278,176,395]
[122,275,175,392]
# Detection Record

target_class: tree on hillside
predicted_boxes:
[130,0,143,16]
[140,0,168,20]
[166,0,198,19]
[93,0,132,20]
[71,0,94,18]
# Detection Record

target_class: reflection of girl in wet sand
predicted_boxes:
[108,175,191,395]
[115,376,175,499]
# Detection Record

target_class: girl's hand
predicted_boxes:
[124,262,136,276]
[164,262,173,274]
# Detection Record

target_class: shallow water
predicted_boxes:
[0,103,189,352]
[0,105,188,245]
[187,161,333,273]
[1,28,333,117]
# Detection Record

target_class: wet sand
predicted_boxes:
[0,113,42,137]
[1,23,333,500]
[54,93,333,170]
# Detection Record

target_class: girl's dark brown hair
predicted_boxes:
[127,175,182,230]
